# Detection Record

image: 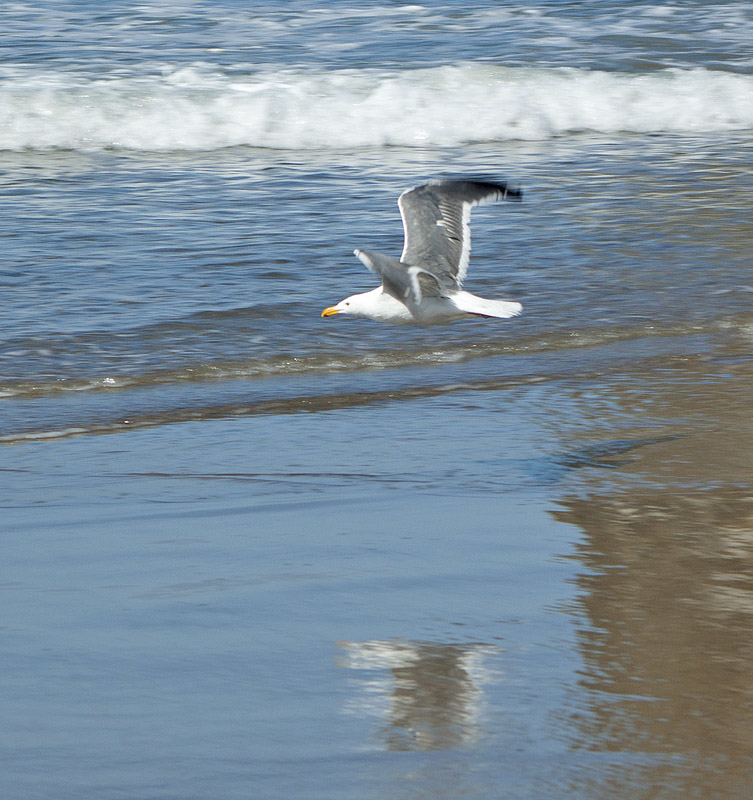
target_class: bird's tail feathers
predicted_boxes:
[452,292,522,319]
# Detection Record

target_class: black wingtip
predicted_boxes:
[428,175,523,202]
[499,181,523,201]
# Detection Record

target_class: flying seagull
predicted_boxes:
[322,179,523,324]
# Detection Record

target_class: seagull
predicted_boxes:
[321,179,523,324]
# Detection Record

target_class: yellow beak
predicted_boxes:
[321,306,340,317]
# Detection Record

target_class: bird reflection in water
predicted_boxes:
[337,640,499,751]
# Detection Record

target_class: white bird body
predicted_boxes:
[322,179,522,325]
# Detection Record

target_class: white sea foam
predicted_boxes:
[2,63,753,151]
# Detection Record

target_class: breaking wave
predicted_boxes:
[2,63,753,151]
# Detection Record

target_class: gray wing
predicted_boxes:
[398,179,522,289]
[354,248,444,306]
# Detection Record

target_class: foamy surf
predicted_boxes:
[2,63,753,151]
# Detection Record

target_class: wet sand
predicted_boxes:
[5,340,753,799]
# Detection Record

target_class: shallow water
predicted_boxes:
[6,341,753,798]
[4,2,753,798]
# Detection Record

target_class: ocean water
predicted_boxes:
[3,2,753,798]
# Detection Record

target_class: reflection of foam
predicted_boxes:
[337,640,499,751]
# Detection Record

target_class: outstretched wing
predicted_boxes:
[354,248,444,306]
[398,179,521,289]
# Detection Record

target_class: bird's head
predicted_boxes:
[321,293,369,319]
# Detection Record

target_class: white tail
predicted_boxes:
[452,291,522,319]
